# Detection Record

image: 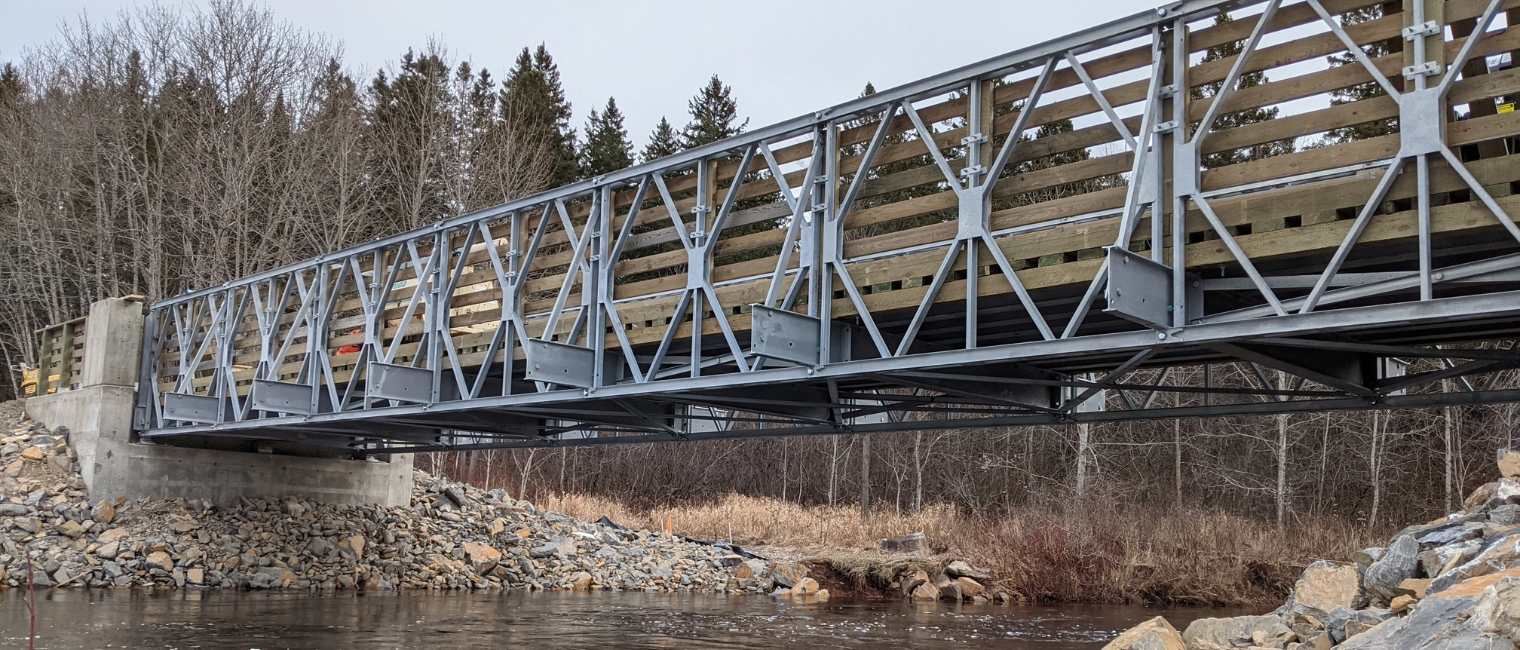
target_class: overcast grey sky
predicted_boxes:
[0,0,1154,149]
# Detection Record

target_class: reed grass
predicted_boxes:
[538,489,1378,606]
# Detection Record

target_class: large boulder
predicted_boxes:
[935,573,961,601]
[955,577,985,600]
[1418,539,1480,582]
[881,532,928,553]
[909,581,940,601]
[1339,572,1520,650]
[1500,449,1520,480]
[734,559,768,581]
[462,541,501,575]
[771,562,806,588]
[1470,574,1520,642]
[1494,479,1520,507]
[1102,616,1184,650]
[789,577,820,597]
[1290,560,1362,614]
[96,527,128,544]
[1466,482,1500,509]
[1362,535,1419,605]
[945,560,990,580]
[1493,504,1520,526]
[1429,529,1520,593]
[90,500,115,524]
[900,569,931,597]
[145,550,174,572]
[1351,547,1385,567]
[1181,615,1295,649]
[1325,607,1393,644]
[1413,522,1484,547]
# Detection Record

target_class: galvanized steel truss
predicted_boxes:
[136,0,1520,452]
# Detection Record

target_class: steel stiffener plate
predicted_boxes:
[524,340,597,389]
[368,362,433,403]
[250,379,315,415]
[750,305,821,366]
[163,392,221,424]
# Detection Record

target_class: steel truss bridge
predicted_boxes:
[137,0,1520,453]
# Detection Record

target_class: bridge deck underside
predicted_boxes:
[137,0,1520,451]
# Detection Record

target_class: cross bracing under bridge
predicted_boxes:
[136,0,1520,453]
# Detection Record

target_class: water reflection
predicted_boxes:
[0,589,1235,649]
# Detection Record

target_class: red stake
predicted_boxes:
[25,554,36,650]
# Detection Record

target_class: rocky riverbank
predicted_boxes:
[0,402,829,596]
[1105,450,1520,649]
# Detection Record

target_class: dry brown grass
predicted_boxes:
[540,492,961,551]
[538,490,1380,607]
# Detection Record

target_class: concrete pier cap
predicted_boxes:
[24,297,412,508]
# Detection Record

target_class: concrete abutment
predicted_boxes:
[23,297,412,508]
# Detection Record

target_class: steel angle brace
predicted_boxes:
[1209,252,1520,324]
[1060,349,1155,414]
[1208,342,1377,397]
[872,373,1059,412]
[523,338,600,390]
[1377,357,1515,394]
[1238,337,1520,362]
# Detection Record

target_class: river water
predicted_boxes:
[0,590,1236,648]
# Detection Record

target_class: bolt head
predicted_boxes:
[1157,331,1168,340]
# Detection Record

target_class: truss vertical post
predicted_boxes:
[426,232,444,404]
[1168,17,1189,329]
[133,309,162,431]
[819,125,839,367]
[590,186,609,389]
[965,79,993,349]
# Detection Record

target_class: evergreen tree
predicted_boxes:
[0,63,24,108]
[580,97,633,178]
[1190,13,1294,168]
[1325,6,1399,143]
[368,49,454,228]
[501,44,578,188]
[846,83,940,212]
[681,74,747,149]
[641,116,681,161]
